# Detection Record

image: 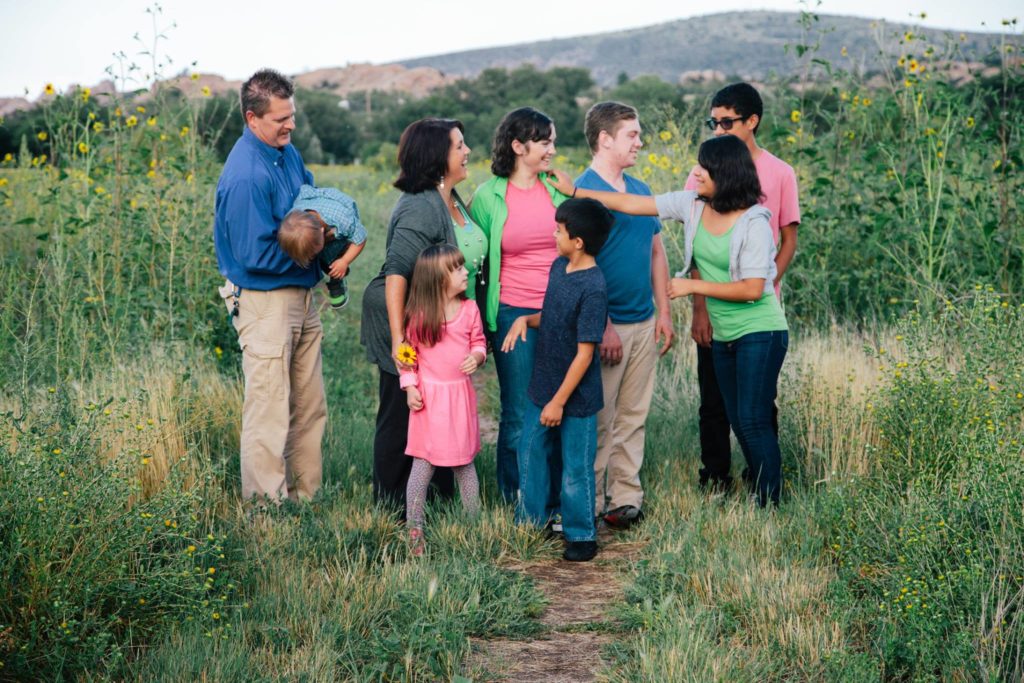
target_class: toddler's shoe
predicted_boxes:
[563,540,598,562]
[326,278,349,309]
[543,514,563,540]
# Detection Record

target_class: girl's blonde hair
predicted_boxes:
[404,244,466,347]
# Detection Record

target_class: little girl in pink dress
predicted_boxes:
[400,245,486,554]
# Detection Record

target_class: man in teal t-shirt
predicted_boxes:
[575,102,674,529]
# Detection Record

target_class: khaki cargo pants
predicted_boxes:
[223,280,327,502]
[595,317,657,514]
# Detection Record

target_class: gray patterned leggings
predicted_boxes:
[406,457,480,530]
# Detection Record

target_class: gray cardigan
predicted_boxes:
[360,189,458,373]
[654,191,777,296]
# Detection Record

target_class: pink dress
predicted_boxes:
[400,300,487,466]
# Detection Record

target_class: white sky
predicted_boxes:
[1,0,1018,98]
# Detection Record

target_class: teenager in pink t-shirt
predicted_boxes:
[683,83,801,495]
[470,107,569,504]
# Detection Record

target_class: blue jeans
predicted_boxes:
[493,304,541,503]
[712,331,788,507]
[517,402,596,542]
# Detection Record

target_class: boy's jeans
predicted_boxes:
[712,330,788,507]
[517,402,597,542]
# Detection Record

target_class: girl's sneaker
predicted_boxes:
[408,527,425,557]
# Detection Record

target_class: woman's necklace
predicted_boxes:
[450,200,485,285]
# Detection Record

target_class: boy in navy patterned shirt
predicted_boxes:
[501,198,613,562]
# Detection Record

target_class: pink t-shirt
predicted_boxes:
[684,149,800,243]
[499,180,559,309]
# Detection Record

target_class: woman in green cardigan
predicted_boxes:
[470,107,569,504]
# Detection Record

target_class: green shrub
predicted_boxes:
[825,289,1024,680]
[0,385,238,680]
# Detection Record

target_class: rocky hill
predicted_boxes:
[396,11,1006,86]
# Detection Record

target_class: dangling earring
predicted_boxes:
[438,177,445,190]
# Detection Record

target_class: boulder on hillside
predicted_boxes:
[679,69,726,85]
[293,64,452,98]
[0,97,31,118]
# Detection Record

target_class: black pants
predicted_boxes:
[372,369,454,518]
[696,344,778,486]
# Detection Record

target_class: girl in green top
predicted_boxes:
[552,135,787,507]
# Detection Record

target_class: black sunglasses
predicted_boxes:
[704,116,749,132]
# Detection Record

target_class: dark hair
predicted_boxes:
[584,101,638,152]
[490,107,554,178]
[711,82,764,134]
[404,244,467,347]
[393,118,464,194]
[240,68,294,118]
[555,198,613,256]
[696,135,763,213]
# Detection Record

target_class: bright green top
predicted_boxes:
[693,220,787,342]
[468,174,569,331]
[453,202,487,301]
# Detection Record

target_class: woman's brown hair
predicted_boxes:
[404,244,466,347]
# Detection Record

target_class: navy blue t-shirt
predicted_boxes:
[528,257,608,417]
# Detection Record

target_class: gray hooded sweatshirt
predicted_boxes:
[654,190,777,297]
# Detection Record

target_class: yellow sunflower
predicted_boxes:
[396,342,417,367]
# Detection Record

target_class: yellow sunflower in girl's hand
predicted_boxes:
[396,342,417,367]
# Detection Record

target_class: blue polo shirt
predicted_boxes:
[214,127,317,290]
[575,168,661,324]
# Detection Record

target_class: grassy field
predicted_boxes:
[1,28,1023,681]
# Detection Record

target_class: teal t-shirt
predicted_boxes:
[693,220,787,342]
[576,168,661,323]
[453,202,487,301]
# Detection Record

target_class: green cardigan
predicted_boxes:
[468,175,569,332]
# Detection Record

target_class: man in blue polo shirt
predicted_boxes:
[576,102,675,529]
[214,68,326,504]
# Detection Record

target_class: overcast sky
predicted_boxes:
[1,0,1018,98]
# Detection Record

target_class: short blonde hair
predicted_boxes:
[278,210,324,268]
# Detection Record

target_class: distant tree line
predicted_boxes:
[0,65,715,165]
[8,63,1014,168]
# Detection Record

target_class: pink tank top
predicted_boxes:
[499,181,559,309]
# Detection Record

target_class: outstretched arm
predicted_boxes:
[548,170,658,216]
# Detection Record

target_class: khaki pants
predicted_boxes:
[595,317,657,513]
[228,282,327,502]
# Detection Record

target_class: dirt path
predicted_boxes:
[465,538,644,682]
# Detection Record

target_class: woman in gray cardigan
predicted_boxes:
[361,118,473,516]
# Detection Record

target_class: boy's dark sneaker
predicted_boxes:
[563,540,598,562]
[603,505,644,530]
[326,278,349,309]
